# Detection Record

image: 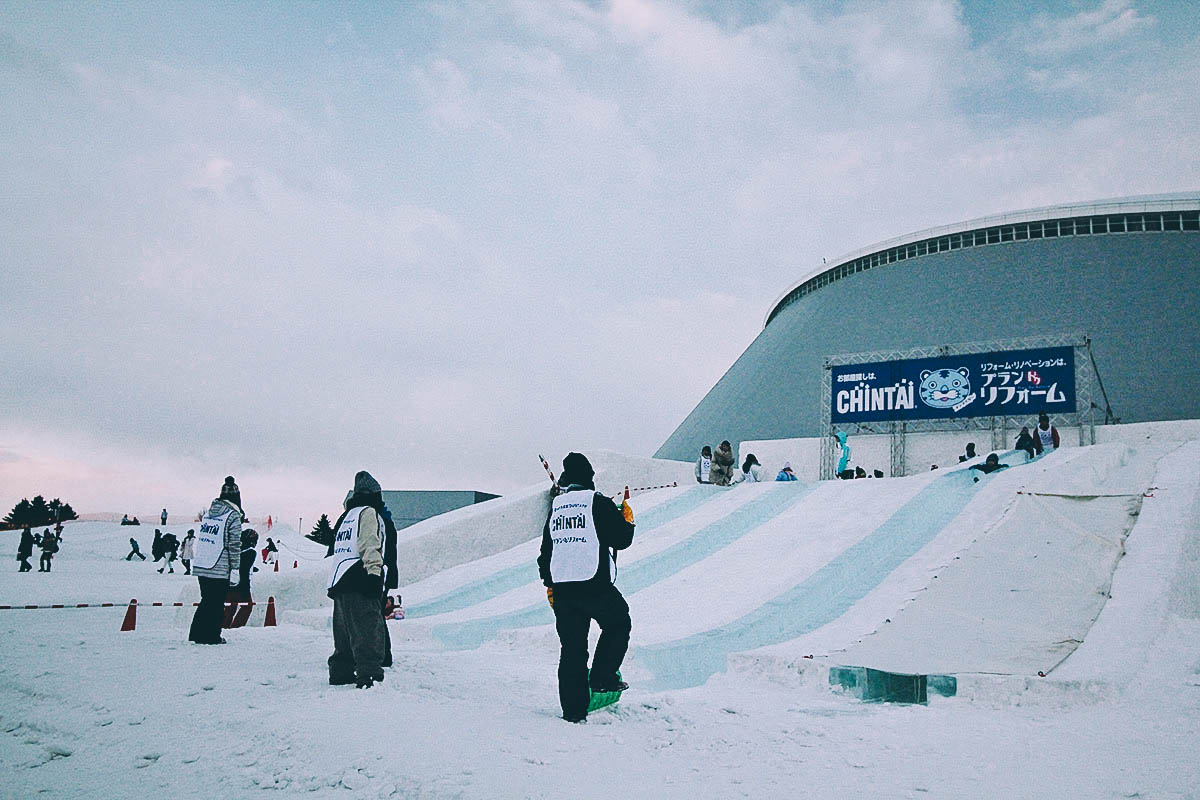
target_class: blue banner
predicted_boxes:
[831,346,1075,424]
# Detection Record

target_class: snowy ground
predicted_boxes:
[2,440,1199,799]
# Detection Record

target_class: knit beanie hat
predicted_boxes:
[559,452,595,488]
[353,470,382,496]
[219,476,242,509]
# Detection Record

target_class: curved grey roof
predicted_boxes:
[765,192,1200,328]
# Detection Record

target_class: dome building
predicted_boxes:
[656,193,1200,463]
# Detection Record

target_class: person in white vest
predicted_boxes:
[1032,412,1060,455]
[537,452,636,723]
[326,471,390,689]
[187,476,243,645]
[695,445,713,483]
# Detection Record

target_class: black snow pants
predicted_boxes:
[189,577,228,644]
[328,590,387,684]
[552,582,631,720]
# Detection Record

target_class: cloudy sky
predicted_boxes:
[2,0,1197,525]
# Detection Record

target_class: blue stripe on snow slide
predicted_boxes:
[407,486,715,619]
[635,470,981,690]
[432,483,815,650]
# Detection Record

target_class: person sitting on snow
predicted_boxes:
[732,453,763,484]
[968,453,1010,481]
[776,461,798,481]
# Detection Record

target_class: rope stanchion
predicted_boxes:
[0,598,282,632]
[624,481,679,495]
[120,599,137,631]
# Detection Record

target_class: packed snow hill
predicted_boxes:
[2,437,1199,798]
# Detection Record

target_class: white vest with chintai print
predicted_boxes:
[328,506,383,591]
[193,507,236,572]
[548,489,612,584]
[698,456,712,483]
[1037,425,1055,450]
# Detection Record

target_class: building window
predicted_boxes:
[1044,220,1059,237]
[1184,211,1200,231]
[1030,222,1043,239]
[1127,214,1145,232]
[1109,215,1126,233]
[1145,213,1162,231]
[1060,219,1075,236]
[1074,217,1091,234]
[1015,223,1029,240]
[1164,212,1182,231]
[1091,215,1108,233]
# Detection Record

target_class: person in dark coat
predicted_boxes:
[38,529,59,572]
[225,528,258,627]
[969,453,1010,481]
[327,471,391,689]
[1015,427,1036,461]
[537,452,636,723]
[377,505,399,668]
[959,442,977,463]
[151,529,164,563]
[125,537,146,561]
[17,527,35,572]
[157,532,180,574]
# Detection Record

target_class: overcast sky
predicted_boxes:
[2,0,1197,526]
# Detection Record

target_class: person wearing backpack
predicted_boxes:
[38,528,59,572]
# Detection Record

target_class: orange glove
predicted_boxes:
[620,500,634,525]
[546,586,554,608]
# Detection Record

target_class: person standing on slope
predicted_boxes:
[1032,412,1060,455]
[38,528,58,572]
[326,471,390,689]
[17,526,35,572]
[695,445,713,484]
[180,529,195,575]
[538,452,636,723]
[709,441,736,487]
[188,477,244,645]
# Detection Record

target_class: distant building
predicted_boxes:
[377,490,500,530]
[657,193,1200,460]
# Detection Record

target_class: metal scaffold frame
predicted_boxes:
[819,332,1100,479]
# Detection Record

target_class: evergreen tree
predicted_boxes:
[47,499,78,522]
[306,513,335,547]
[3,498,33,528]
[4,495,81,529]
[28,495,50,525]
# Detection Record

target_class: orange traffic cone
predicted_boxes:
[273,559,279,573]
[264,596,277,627]
[293,560,298,569]
[120,598,137,632]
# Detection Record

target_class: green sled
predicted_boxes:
[587,670,624,713]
